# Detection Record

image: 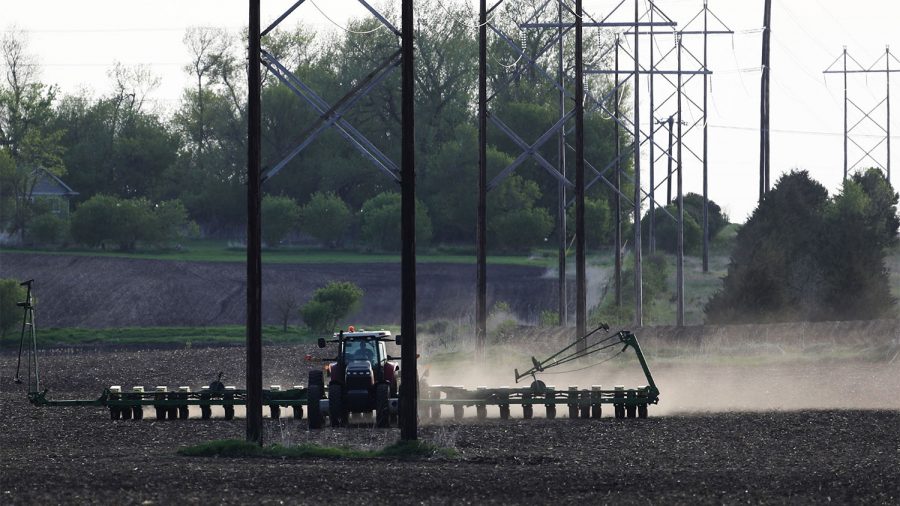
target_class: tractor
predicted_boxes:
[307,329,402,429]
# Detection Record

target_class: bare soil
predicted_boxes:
[0,253,562,327]
[2,344,898,505]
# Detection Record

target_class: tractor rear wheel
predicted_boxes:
[329,383,345,427]
[307,384,323,429]
[376,383,390,428]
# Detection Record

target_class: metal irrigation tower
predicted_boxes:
[247,0,419,443]
[824,46,898,184]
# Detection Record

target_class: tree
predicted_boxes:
[567,196,612,249]
[300,281,364,333]
[26,211,66,246]
[683,193,729,240]
[299,192,351,247]
[0,279,26,338]
[70,195,191,250]
[705,169,898,323]
[640,204,702,255]
[487,175,554,253]
[359,192,432,251]
[261,195,300,247]
[0,30,66,237]
[269,284,299,332]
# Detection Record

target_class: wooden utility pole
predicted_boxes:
[399,0,418,442]
[476,0,487,359]
[246,0,263,445]
[759,0,771,198]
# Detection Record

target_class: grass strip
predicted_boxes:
[178,439,456,459]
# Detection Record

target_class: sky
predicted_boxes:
[3,0,899,222]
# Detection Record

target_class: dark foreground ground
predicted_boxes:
[1,346,899,505]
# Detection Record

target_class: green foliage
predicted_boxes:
[261,195,300,247]
[0,279,26,338]
[539,309,560,327]
[589,253,671,326]
[488,175,554,253]
[300,281,364,333]
[26,212,67,246]
[705,169,899,323]
[70,194,191,250]
[641,205,702,255]
[567,196,612,248]
[359,192,432,251]
[683,193,729,239]
[299,192,351,247]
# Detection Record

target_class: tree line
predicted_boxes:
[2,1,735,254]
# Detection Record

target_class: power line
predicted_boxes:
[710,123,900,139]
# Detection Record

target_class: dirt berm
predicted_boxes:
[0,252,564,328]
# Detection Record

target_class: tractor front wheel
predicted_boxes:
[375,383,390,428]
[307,384,323,429]
[329,383,346,427]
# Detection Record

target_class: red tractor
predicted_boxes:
[307,329,401,429]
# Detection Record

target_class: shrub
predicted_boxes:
[299,192,351,247]
[359,192,432,251]
[300,281,364,333]
[71,195,191,250]
[0,279,26,338]
[262,195,301,248]
[27,212,67,246]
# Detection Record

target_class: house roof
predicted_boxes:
[30,168,79,197]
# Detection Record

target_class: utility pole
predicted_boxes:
[614,35,622,308]
[702,0,710,273]
[246,0,263,446]
[476,0,487,358]
[648,6,656,254]
[664,116,674,205]
[843,46,848,180]
[399,0,418,442]
[887,45,892,183]
[633,0,643,327]
[575,0,587,347]
[557,0,567,326]
[676,34,685,327]
[759,0,771,199]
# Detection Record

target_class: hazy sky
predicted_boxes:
[3,0,899,221]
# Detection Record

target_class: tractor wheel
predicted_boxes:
[293,405,304,420]
[201,406,212,420]
[476,404,487,420]
[307,384,323,429]
[568,405,578,419]
[523,404,533,420]
[499,405,510,420]
[592,404,602,419]
[224,406,235,421]
[453,405,464,420]
[376,383,390,428]
[109,407,119,420]
[270,405,281,419]
[132,405,144,420]
[167,407,178,421]
[178,406,189,420]
[638,404,648,419]
[121,406,132,420]
[308,370,324,387]
[614,405,624,419]
[580,405,590,419]
[626,404,637,418]
[329,383,345,427]
[155,407,165,421]
[431,404,442,420]
[546,404,556,419]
